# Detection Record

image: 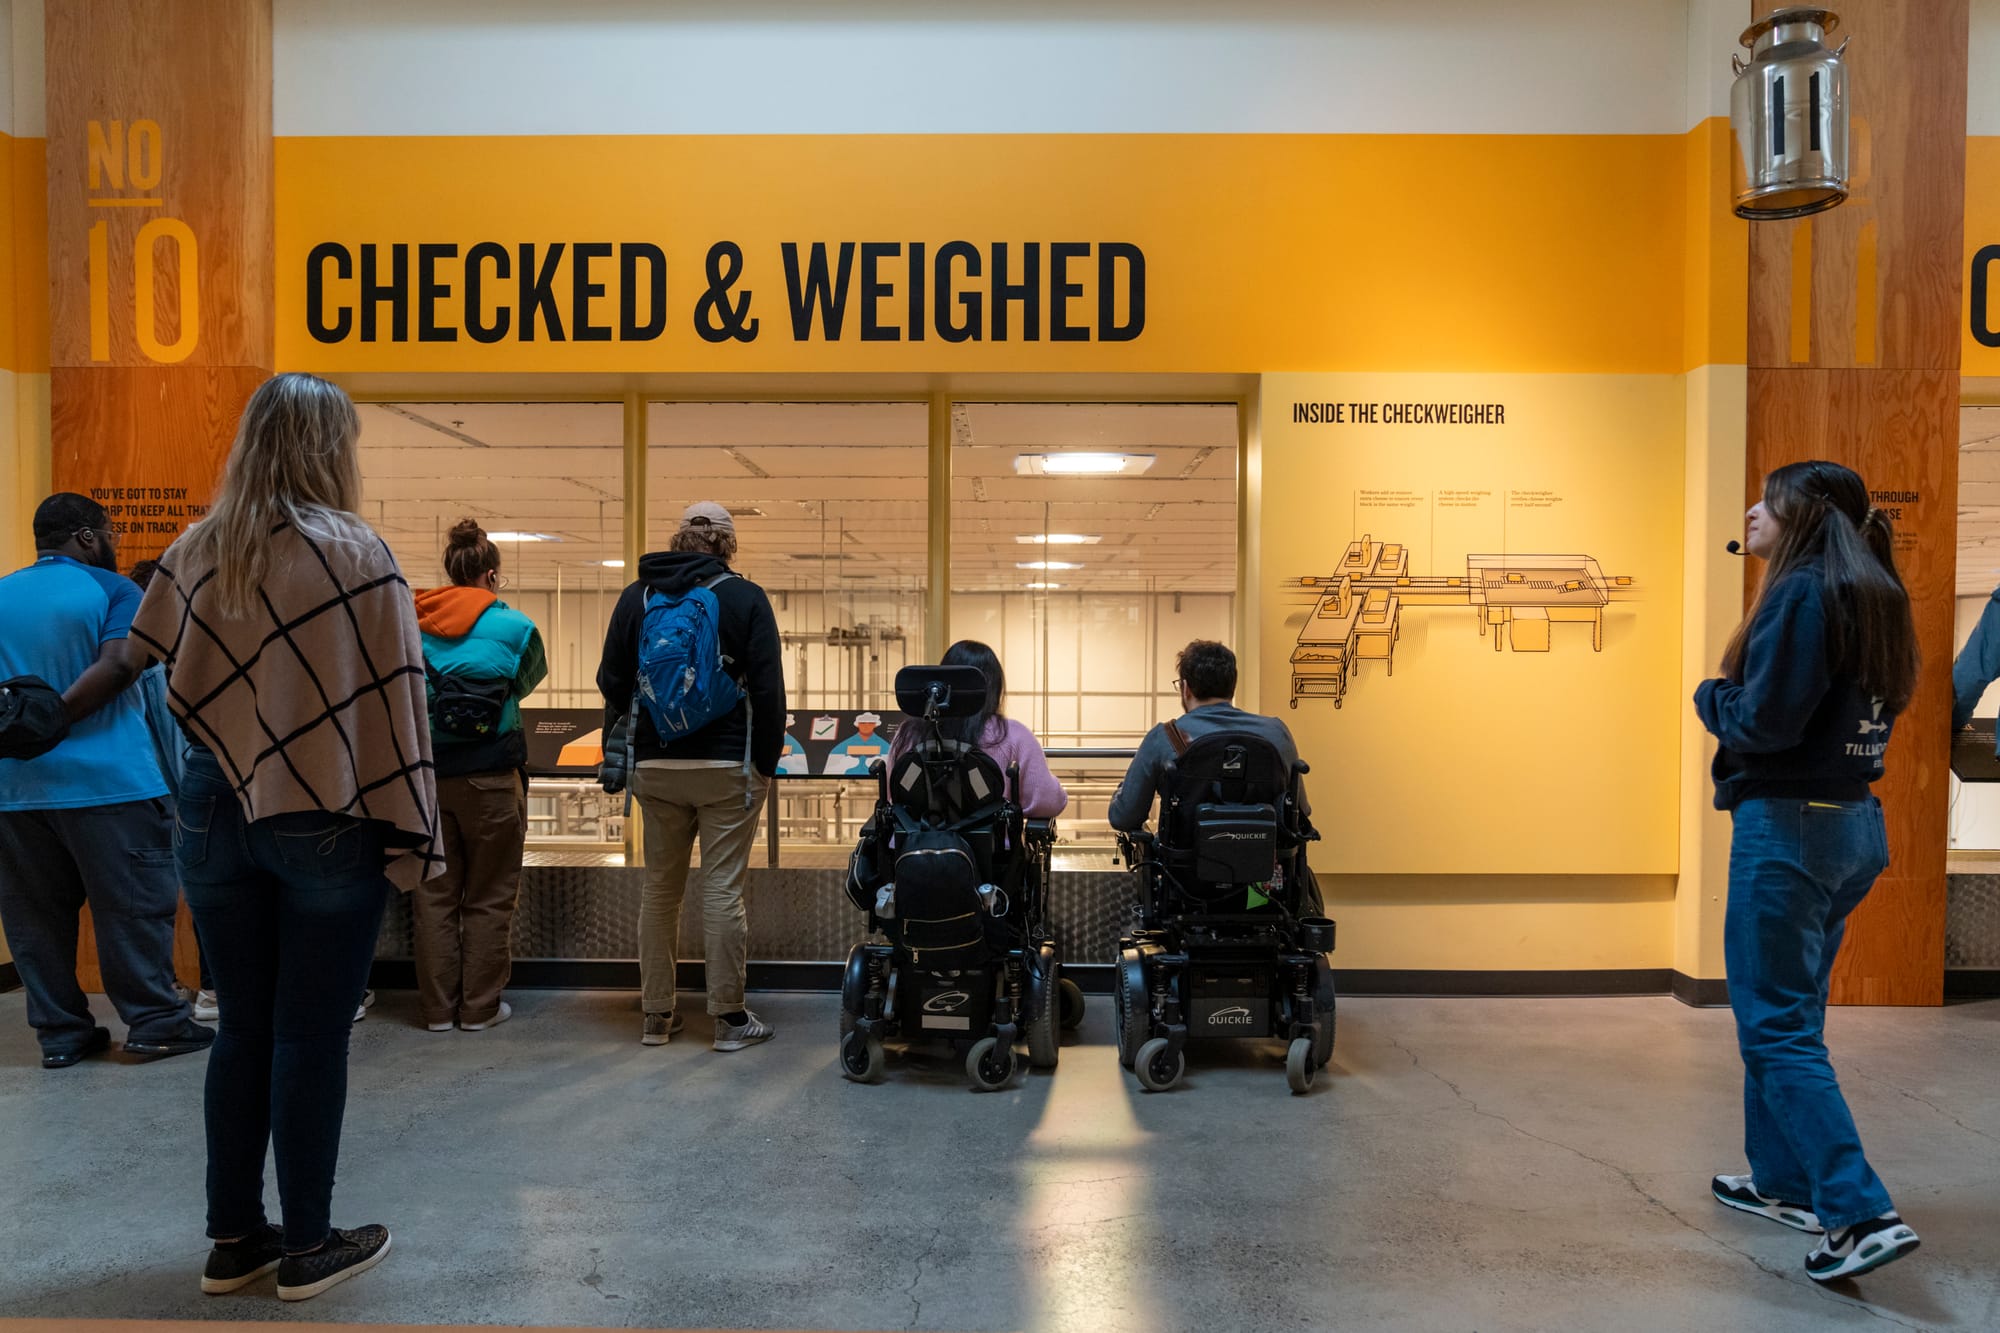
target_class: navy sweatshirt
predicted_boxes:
[596,551,786,777]
[1692,571,1893,811]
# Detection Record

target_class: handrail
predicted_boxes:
[1044,747,1138,759]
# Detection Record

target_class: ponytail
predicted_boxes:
[1820,503,1919,713]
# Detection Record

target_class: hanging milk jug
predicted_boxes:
[1730,7,1851,220]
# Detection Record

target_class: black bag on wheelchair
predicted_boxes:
[1192,802,1279,884]
[886,828,990,966]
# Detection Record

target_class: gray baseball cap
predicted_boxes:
[679,500,734,533]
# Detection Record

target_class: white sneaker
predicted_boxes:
[1806,1213,1920,1282]
[425,1018,455,1033]
[192,989,220,1023]
[353,990,376,1024]
[460,1002,511,1032]
[1711,1173,1822,1233]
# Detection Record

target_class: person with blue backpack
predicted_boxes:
[413,520,548,1034]
[596,501,786,1051]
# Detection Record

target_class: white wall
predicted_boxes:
[1972,0,2000,134]
[275,0,1699,137]
[5,0,37,137]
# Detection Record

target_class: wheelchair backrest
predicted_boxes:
[886,736,1009,831]
[1160,732,1296,887]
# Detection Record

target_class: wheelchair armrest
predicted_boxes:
[1115,829,1156,866]
[1023,817,1057,849]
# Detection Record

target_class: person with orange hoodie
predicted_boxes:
[412,520,548,1033]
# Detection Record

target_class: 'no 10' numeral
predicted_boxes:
[88,218,200,364]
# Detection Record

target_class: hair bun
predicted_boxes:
[447,518,486,548]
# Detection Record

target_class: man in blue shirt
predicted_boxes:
[0,494,211,1067]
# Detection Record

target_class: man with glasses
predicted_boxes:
[1108,639,1313,832]
[0,493,211,1067]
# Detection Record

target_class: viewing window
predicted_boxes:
[949,402,1239,843]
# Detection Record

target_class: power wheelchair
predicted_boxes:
[839,665,1085,1091]
[1115,731,1337,1094]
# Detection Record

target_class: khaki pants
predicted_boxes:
[414,771,526,1026]
[632,765,768,1016]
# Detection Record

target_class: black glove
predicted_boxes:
[598,712,633,794]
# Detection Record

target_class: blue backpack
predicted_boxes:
[636,572,745,741]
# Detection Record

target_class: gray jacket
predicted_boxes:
[1107,701,1311,831]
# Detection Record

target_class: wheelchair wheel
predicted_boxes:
[1058,976,1086,1032]
[1135,1036,1183,1093]
[841,1028,886,1084]
[1285,1036,1317,1095]
[1026,966,1059,1070]
[967,1035,1017,1092]
[1115,950,1149,1070]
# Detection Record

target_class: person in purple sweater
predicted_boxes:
[886,640,1067,818]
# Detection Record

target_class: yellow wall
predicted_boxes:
[0,111,1775,984]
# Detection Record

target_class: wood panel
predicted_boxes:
[1743,1,1965,1006]
[1747,0,1968,371]
[44,0,272,369]
[44,2,273,999]
[49,364,267,563]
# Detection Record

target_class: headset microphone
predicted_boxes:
[1725,540,1745,556]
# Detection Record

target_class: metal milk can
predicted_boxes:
[1731,7,1851,220]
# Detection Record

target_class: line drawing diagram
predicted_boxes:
[1286,533,1636,710]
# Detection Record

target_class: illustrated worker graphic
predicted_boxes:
[822,712,890,775]
[777,713,809,775]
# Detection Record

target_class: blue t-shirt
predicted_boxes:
[0,554,168,811]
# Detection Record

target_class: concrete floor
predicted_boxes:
[0,989,1995,1333]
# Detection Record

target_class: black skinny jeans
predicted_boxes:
[175,746,390,1252]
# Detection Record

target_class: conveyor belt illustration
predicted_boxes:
[1287,535,1634,710]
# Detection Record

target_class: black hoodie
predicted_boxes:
[596,551,786,776]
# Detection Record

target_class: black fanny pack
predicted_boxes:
[0,675,70,760]
[427,667,510,740]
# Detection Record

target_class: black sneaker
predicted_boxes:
[201,1223,283,1294]
[276,1225,392,1302]
[1711,1173,1822,1233]
[42,1026,112,1069]
[123,1019,216,1059]
[1806,1213,1920,1282]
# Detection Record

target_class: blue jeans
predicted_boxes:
[176,747,390,1252]
[1724,796,1894,1230]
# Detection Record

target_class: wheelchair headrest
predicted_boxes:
[888,737,1009,827]
[894,664,988,720]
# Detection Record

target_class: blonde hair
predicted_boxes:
[176,372,365,617]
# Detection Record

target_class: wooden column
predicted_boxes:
[1744,1,1967,1004]
[45,1,273,988]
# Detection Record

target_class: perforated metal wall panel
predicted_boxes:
[1947,875,2000,968]
[379,865,1144,964]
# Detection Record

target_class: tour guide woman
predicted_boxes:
[133,372,439,1303]
[1693,459,1922,1283]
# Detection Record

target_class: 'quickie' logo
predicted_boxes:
[923,990,970,1014]
[1207,1005,1255,1026]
